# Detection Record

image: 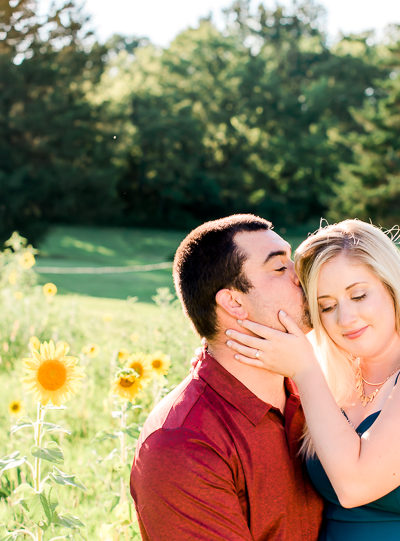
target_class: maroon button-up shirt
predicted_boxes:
[131,350,322,540]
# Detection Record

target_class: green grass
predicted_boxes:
[35,225,188,301]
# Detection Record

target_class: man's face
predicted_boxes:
[234,229,309,332]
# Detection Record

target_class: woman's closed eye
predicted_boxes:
[320,304,335,313]
[275,266,287,272]
[352,293,366,301]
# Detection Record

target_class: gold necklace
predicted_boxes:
[355,360,400,407]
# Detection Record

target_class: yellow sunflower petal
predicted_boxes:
[22,338,84,405]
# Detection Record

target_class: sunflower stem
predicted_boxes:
[33,402,45,541]
[119,401,128,504]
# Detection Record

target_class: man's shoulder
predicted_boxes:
[136,372,220,447]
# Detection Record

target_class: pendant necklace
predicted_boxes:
[355,358,400,407]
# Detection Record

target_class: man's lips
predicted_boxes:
[342,326,369,340]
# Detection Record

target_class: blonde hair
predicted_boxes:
[295,219,400,457]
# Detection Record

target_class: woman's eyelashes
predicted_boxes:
[275,266,287,272]
[320,304,335,313]
[352,293,366,301]
[319,293,367,313]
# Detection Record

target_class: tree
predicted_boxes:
[0,0,120,240]
[328,31,400,225]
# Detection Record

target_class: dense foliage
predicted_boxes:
[1,0,400,240]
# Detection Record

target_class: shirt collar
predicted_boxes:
[194,349,300,426]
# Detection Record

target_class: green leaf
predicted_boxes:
[123,426,140,439]
[55,513,84,529]
[10,419,34,434]
[42,422,71,435]
[49,467,86,491]
[31,442,64,464]
[24,491,43,523]
[93,430,118,442]
[0,452,26,475]
[40,492,53,523]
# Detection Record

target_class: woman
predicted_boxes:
[225,219,400,539]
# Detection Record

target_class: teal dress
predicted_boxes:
[307,403,400,540]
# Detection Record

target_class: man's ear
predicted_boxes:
[215,289,248,319]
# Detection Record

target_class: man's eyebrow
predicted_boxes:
[264,250,288,264]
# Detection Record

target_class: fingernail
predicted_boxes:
[237,320,243,325]
[234,354,239,360]
[226,330,232,336]
[279,310,287,316]
[226,340,232,347]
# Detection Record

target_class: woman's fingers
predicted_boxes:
[226,338,261,358]
[277,310,303,336]
[237,318,283,338]
[225,329,265,348]
[231,353,264,368]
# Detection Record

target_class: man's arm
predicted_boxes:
[131,428,254,541]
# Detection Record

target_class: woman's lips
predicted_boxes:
[343,326,369,340]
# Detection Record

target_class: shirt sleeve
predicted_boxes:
[130,427,254,541]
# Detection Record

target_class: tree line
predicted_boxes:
[1,0,400,241]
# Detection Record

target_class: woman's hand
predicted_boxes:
[225,310,318,380]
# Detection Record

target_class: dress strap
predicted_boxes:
[340,408,349,420]
[395,371,400,385]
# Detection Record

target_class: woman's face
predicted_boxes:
[316,254,399,360]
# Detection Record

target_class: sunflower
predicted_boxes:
[112,369,143,401]
[19,252,35,269]
[43,283,57,297]
[117,349,130,362]
[130,333,139,343]
[148,352,171,376]
[22,340,84,406]
[128,353,152,381]
[8,400,23,416]
[82,343,99,358]
[8,271,17,285]
[14,291,23,300]
[29,335,41,352]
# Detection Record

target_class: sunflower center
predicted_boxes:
[131,363,143,377]
[152,360,162,369]
[11,402,20,412]
[120,377,134,388]
[38,360,67,390]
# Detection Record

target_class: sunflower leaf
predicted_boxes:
[49,467,86,491]
[0,452,26,475]
[42,422,71,435]
[55,513,84,529]
[31,443,64,464]
[22,490,43,524]
[10,419,34,434]
[40,492,53,523]
[123,426,140,439]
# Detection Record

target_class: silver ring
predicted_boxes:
[255,349,261,359]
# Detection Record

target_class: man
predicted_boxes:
[130,214,323,540]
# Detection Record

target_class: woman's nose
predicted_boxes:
[337,302,357,327]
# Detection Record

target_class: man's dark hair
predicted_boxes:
[173,214,272,339]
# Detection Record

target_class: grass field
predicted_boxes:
[0,223,319,539]
[35,226,188,301]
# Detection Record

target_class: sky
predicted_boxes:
[76,0,400,46]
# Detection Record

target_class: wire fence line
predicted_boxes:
[35,262,173,274]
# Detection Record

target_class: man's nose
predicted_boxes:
[289,261,299,285]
